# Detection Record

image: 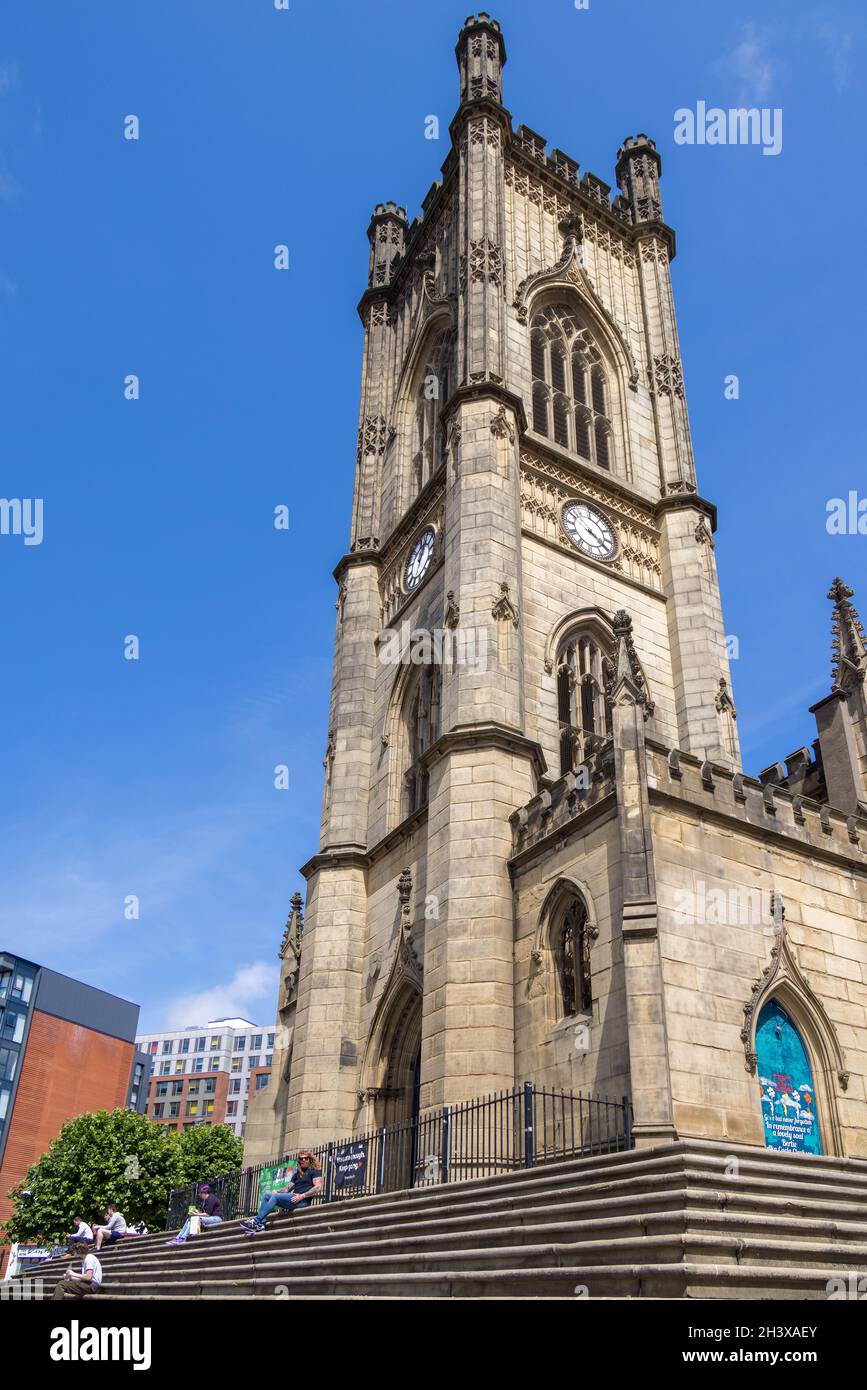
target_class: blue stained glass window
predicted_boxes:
[755,999,822,1155]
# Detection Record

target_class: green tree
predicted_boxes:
[175,1123,243,1186]
[2,1108,183,1244]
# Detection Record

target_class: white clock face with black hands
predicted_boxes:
[405,529,435,590]
[562,502,616,560]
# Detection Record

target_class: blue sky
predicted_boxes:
[0,1,863,1031]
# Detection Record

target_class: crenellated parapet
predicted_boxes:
[510,743,616,860]
[648,741,867,863]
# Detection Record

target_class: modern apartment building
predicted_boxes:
[137,1018,273,1139]
[0,950,142,1275]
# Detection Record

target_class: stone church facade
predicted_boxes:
[245,14,867,1165]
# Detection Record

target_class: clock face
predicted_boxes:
[562,502,616,560]
[405,529,435,590]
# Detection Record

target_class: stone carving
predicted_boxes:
[492,582,519,628]
[715,677,737,719]
[444,590,460,630]
[695,517,715,550]
[490,405,515,442]
[650,353,684,398]
[605,610,654,717]
[828,577,867,691]
[357,414,388,462]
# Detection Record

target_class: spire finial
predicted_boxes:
[828,577,867,691]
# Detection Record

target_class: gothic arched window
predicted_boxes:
[413,329,452,495]
[402,664,442,819]
[530,303,613,470]
[553,897,592,1018]
[556,633,611,774]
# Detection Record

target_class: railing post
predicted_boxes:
[324,1142,335,1202]
[623,1095,632,1150]
[523,1081,535,1168]
[375,1126,387,1195]
[441,1106,452,1185]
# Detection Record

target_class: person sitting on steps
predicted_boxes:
[240,1150,322,1235]
[167,1183,224,1246]
[93,1203,127,1251]
[52,1241,102,1300]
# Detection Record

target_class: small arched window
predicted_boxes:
[530,303,613,470]
[413,329,452,495]
[556,633,611,774]
[554,897,592,1018]
[402,664,442,819]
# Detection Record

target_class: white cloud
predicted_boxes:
[815,19,855,93]
[713,24,780,104]
[162,961,279,1030]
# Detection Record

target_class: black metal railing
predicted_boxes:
[166,1083,632,1229]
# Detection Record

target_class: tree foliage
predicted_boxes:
[2,1109,244,1244]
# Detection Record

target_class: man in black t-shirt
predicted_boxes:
[240,1151,323,1235]
[167,1184,224,1246]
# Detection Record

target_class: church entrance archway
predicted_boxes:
[755,999,822,1155]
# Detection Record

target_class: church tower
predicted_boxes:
[245,16,867,1164]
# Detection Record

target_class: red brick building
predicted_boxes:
[0,951,142,1275]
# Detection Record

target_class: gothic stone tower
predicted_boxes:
[245,15,867,1163]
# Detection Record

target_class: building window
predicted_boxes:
[10,973,34,1005]
[556,632,611,774]
[255,1073,269,1092]
[0,1048,18,1083]
[265,1053,272,1067]
[248,1055,259,1069]
[148,1040,158,1054]
[172,1081,183,1097]
[231,1057,241,1073]
[209,1035,221,1050]
[169,1102,180,1118]
[185,1101,198,1117]
[251,1034,262,1050]
[412,327,452,495]
[401,663,442,819]
[227,1101,237,1117]
[156,1082,168,1098]
[554,897,592,1019]
[174,1061,185,1075]
[180,1037,190,1054]
[530,302,613,470]
[209,1056,220,1070]
[1,1011,26,1044]
[195,1036,206,1052]
[231,1078,242,1094]
[188,1081,199,1096]
[205,1101,214,1115]
[267,1034,275,1049]
[162,1040,173,1054]
[192,1057,204,1073]
[160,1061,171,1076]
[204,1079,216,1096]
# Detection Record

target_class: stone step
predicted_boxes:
[20,1141,867,1302]
[37,1228,867,1294]
[50,1202,867,1282]
[38,1259,861,1301]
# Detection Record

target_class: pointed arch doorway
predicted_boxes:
[377,988,423,1131]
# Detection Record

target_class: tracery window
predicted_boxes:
[402,664,442,818]
[413,329,452,494]
[530,303,613,470]
[553,897,592,1018]
[556,633,611,774]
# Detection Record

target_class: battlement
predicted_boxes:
[509,743,616,859]
[648,742,867,864]
[512,125,632,224]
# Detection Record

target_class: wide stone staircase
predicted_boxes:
[18,1139,867,1299]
